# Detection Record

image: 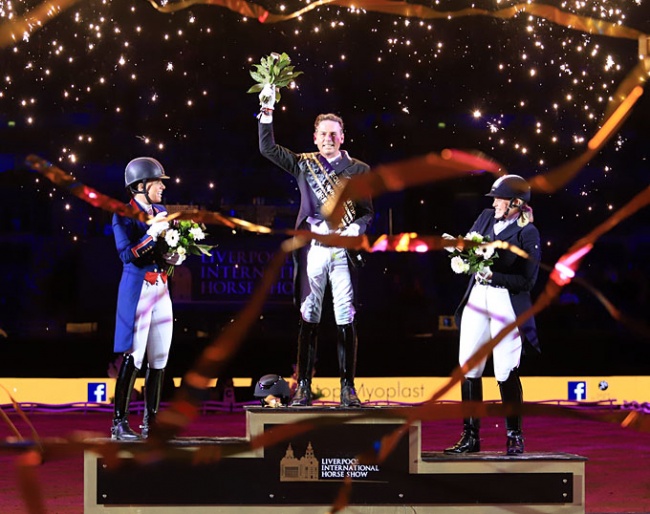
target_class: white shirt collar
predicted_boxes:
[136,199,153,215]
[494,217,516,235]
[326,151,343,164]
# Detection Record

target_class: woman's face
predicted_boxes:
[492,197,520,220]
[143,179,166,203]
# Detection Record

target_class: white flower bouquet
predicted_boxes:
[247,52,303,105]
[159,220,213,276]
[443,231,497,274]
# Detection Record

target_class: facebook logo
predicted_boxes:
[88,383,107,403]
[568,381,587,401]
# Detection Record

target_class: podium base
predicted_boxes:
[84,407,585,513]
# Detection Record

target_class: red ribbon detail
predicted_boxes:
[144,271,168,285]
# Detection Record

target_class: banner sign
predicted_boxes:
[171,235,294,304]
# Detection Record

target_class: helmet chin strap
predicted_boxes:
[144,190,156,206]
[131,179,155,206]
[497,198,518,221]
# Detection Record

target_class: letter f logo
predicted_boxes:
[94,384,106,402]
[88,382,107,403]
[569,381,586,401]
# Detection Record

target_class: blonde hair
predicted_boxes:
[517,204,534,227]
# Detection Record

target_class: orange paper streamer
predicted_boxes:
[25,155,273,233]
[145,0,648,199]
[0,0,83,49]
[26,155,149,223]
[147,0,646,42]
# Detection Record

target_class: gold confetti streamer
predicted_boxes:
[146,0,647,41]
[25,155,274,233]
[0,0,83,48]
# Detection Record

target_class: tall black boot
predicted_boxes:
[111,354,141,441]
[499,368,524,455]
[290,320,318,406]
[444,377,482,454]
[337,322,361,407]
[140,367,165,439]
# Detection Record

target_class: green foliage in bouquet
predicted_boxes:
[444,232,498,275]
[158,219,213,276]
[247,52,303,104]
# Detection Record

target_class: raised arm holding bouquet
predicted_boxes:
[253,53,374,408]
[248,52,303,122]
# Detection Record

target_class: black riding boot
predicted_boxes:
[499,368,524,455]
[290,320,318,406]
[444,377,482,454]
[337,322,361,407]
[111,354,141,441]
[140,367,165,439]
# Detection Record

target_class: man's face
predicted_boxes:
[141,179,166,203]
[314,120,344,159]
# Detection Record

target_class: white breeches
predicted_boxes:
[458,283,522,382]
[300,244,355,325]
[129,279,173,370]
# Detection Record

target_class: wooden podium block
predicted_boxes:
[84,407,585,513]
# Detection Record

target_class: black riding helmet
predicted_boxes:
[485,174,531,203]
[124,157,170,204]
[254,374,290,406]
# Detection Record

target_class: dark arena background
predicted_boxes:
[1,0,650,513]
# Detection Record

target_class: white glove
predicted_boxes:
[146,211,169,241]
[311,220,332,235]
[339,223,361,237]
[442,233,461,252]
[259,83,276,109]
[258,84,276,123]
[164,252,186,266]
[475,266,492,284]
